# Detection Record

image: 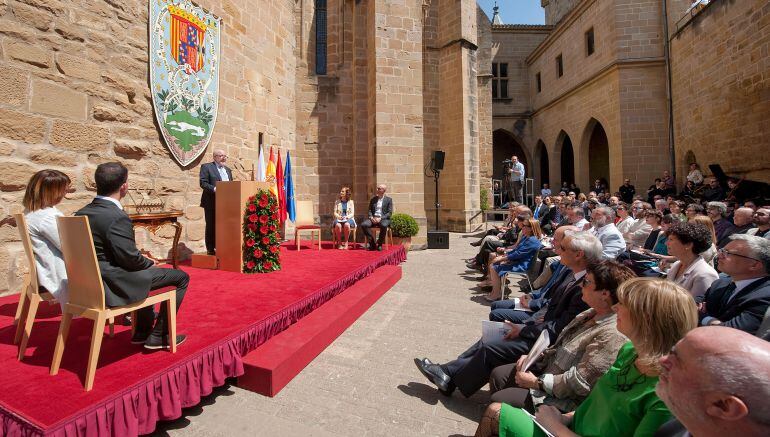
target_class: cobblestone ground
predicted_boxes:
[154,232,500,436]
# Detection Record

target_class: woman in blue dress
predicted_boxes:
[333,186,356,249]
[483,218,543,301]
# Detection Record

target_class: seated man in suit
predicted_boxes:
[199,149,232,255]
[414,231,601,398]
[76,162,188,350]
[654,326,770,437]
[698,234,770,335]
[589,206,626,259]
[359,184,393,251]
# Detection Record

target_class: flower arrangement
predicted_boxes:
[242,189,281,273]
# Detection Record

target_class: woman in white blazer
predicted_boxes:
[22,170,71,308]
[332,186,356,249]
[665,221,719,298]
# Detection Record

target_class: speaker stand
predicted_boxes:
[429,169,449,249]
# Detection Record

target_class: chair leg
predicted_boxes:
[13,292,31,345]
[13,289,28,327]
[108,317,115,338]
[295,230,299,251]
[84,314,106,391]
[17,294,41,361]
[167,294,177,353]
[50,312,73,375]
[130,310,137,337]
[317,230,321,250]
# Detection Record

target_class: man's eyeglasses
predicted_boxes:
[717,248,761,262]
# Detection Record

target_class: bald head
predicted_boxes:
[733,207,755,227]
[657,326,770,435]
[213,149,226,164]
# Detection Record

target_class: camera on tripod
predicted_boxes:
[502,159,513,170]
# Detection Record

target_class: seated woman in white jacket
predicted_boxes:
[332,186,356,249]
[665,221,719,298]
[22,169,71,309]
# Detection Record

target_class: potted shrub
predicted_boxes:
[390,213,419,251]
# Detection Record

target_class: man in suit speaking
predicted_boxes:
[76,162,188,350]
[199,149,232,255]
[360,184,393,251]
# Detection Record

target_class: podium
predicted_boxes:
[216,181,271,272]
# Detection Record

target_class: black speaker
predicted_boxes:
[431,150,445,171]
[428,230,449,249]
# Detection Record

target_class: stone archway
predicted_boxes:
[587,121,610,188]
[554,131,575,188]
[535,140,549,188]
[492,129,529,182]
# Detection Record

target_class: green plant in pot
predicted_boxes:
[390,213,418,251]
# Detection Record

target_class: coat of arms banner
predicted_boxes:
[149,0,221,166]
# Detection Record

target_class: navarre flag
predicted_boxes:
[284,151,296,222]
[266,146,278,198]
[276,150,286,223]
[256,144,266,182]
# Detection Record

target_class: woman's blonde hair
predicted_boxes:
[526,218,543,239]
[578,193,587,202]
[339,186,351,201]
[22,170,71,212]
[616,277,698,373]
[691,215,717,249]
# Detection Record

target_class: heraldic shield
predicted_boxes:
[149,0,221,167]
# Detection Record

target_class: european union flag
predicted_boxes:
[284,151,296,222]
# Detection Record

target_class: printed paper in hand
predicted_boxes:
[481,320,526,343]
[513,297,533,313]
[520,409,556,437]
[522,330,550,372]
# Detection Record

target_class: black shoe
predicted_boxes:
[121,314,133,326]
[466,262,480,270]
[413,358,453,393]
[470,240,482,247]
[144,334,186,350]
[130,331,150,345]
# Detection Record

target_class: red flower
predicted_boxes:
[261,194,268,202]
[248,204,257,212]
[264,261,273,269]
[271,204,278,212]
[272,213,278,220]
[259,215,269,224]
[262,237,270,245]
[254,249,263,259]
[269,224,276,231]
[248,196,255,202]
[248,223,257,232]
[246,238,255,247]
[269,245,278,253]
[260,226,269,234]
[248,214,258,223]
[246,260,255,269]
[258,198,268,208]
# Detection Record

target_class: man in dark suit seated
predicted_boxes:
[654,326,770,437]
[199,149,232,255]
[76,162,189,350]
[697,234,770,334]
[359,184,393,251]
[414,231,602,397]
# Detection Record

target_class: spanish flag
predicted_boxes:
[266,146,278,198]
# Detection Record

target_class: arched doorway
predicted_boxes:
[536,140,549,187]
[559,133,575,187]
[587,121,609,188]
[493,129,528,181]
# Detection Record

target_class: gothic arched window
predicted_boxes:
[315,0,327,75]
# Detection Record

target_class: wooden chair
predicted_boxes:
[331,222,358,249]
[369,226,393,248]
[50,216,177,391]
[501,248,542,300]
[294,200,321,250]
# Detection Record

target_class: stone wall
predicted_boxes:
[0,0,297,295]
[669,0,770,182]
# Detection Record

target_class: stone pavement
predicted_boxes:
[154,232,500,436]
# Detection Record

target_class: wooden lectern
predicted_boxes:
[216,181,271,272]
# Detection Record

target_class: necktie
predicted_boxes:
[719,282,737,309]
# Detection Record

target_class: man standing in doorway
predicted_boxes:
[199,149,232,255]
[508,155,525,204]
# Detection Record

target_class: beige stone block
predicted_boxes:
[3,40,51,68]
[0,141,15,156]
[0,160,37,191]
[11,2,53,30]
[28,147,79,166]
[15,0,64,15]
[50,120,110,152]
[55,53,102,82]
[54,20,85,41]
[185,205,204,221]
[112,138,149,159]
[0,108,47,143]
[155,179,187,194]
[93,104,135,123]
[0,65,28,107]
[186,222,205,241]
[30,80,87,120]
[0,17,35,40]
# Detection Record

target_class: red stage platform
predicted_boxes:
[0,243,405,436]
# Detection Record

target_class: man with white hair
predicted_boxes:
[360,184,393,251]
[655,326,770,437]
[697,234,770,334]
[708,201,737,247]
[730,207,758,235]
[414,231,602,397]
[568,207,589,231]
[199,149,232,255]
[589,206,626,259]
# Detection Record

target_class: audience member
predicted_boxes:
[360,184,393,251]
[532,196,545,220]
[538,196,559,235]
[615,203,636,234]
[642,210,664,251]
[698,235,770,334]
[486,278,697,437]
[624,202,653,247]
[685,203,704,221]
[22,170,71,310]
[589,207,626,259]
[569,207,589,231]
[540,183,552,197]
[747,207,770,239]
[668,200,686,222]
[647,179,667,204]
[666,222,719,297]
[76,162,188,350]
[686,162,704,185]
[682,180,698,199]
[707,202,737,247]
[332,186,356,249]
[471,203,517,247]
[702,177,726,202]
[481,219,543,301]
[730,207,757,237]
[690,215,719,265]
[619,179,635,204]
[655,327,770,437]
[662,170,676,192]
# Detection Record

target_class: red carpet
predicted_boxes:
[0,243,405,436]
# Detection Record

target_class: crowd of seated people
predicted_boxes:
[422,165,770,436]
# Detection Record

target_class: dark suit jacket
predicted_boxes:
[702,275,770,334]
[538,205,558,228]
[199,162,233,209]
[520,272,588,342]
[367,196,393,224]
[75,198,155,307]
[653,418,688,437]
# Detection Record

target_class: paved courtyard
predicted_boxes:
[154,232,500,436]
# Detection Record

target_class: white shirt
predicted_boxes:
[574,218,589,230]
[24,207,68,309]
[616,216,636,235]
[541,188,552,197]
[374,197,384,217]
[217,164,230,182]
[511,162,525,182]
[95,195,123,210]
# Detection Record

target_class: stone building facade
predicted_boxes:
[490,0,769,196]
[0,0,491,295]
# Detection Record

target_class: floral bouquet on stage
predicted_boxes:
[242,190,281,273]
